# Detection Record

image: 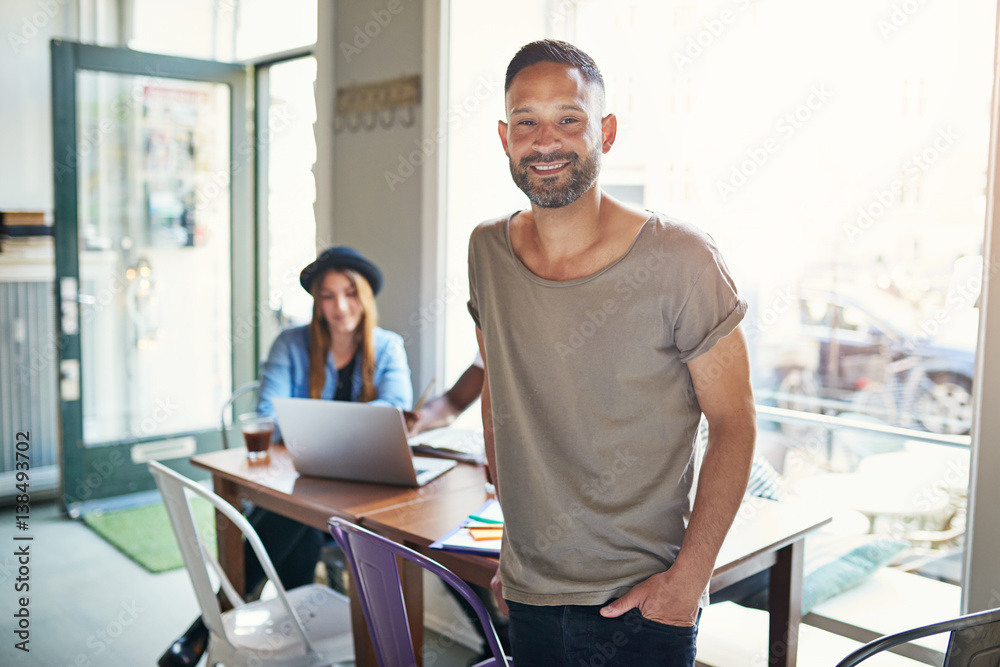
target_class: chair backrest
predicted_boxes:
[944,612,1000,666]
[835,606,1000,666]
[220,380,261,449]
[148,461,316,659]
[328,517,509,667]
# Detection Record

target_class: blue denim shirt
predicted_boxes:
[256,325,413,440]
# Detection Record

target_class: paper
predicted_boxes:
[408,428,484,454]
[469,526,503,540]
[408,428,485,464]
[430,499,503,556]
[467,498,503,524]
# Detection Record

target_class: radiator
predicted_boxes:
[0,281,60,502]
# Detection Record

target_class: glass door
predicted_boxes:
[51,41,256,513]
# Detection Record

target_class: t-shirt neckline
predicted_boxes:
[502,210,656,287]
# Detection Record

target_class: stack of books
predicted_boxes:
[1,211,50,235]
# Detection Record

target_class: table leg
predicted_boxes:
[213,475,244,606]
[768,539,804,667]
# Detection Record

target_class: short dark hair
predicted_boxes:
[505,39,605,100]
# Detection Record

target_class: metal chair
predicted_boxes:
[149,461,354,666]
[328,517,511,667]
[221,380,261,449]
[834,606,1000,666]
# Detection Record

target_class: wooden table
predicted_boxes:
[190,445,486,666]
[365,488,831,667]
[710,499,832,667]
[193,446,830,667]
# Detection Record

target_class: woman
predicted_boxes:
[159,246,412,667]
[257,244,412,431]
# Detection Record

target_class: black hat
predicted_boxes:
[299,246,384,295]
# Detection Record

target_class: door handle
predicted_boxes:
[59,276,79,335]
[60,358,80,402]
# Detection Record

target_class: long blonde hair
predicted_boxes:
[308,268,378,402]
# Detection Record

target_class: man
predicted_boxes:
[467,40,756,666]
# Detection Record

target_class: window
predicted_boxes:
[263,56,318,332]
[130,0,317,61]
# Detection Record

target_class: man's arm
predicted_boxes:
[476,327,510,614]
[406,363,485,435]
[601,327,756,625]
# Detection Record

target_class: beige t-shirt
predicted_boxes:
[468,211,747,606]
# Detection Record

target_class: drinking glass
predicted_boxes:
[238,412,274,462]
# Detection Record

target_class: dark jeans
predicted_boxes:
[506,600,699,667]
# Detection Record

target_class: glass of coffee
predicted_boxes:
[238,412,274,462]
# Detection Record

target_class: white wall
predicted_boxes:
[324,0,431,390]
[0,0,80,213]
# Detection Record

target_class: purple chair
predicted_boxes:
[328,517,511,667]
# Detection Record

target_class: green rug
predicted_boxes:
[82,498,218,573]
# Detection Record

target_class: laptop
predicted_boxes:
[272,397,457,487]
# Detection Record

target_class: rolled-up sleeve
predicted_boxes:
[467,227,482,330]
[675,244,747,364]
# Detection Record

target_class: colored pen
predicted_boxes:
[468,514,503,525]
[414,377,436,411]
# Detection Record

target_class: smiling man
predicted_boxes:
[467,40,757,666]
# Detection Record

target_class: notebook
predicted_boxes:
[407,427,485,464]
[272,397,456,487]
[430,498,504,556]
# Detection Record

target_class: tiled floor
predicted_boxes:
[0,500,479,666]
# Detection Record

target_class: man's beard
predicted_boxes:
[510,144,601,209]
